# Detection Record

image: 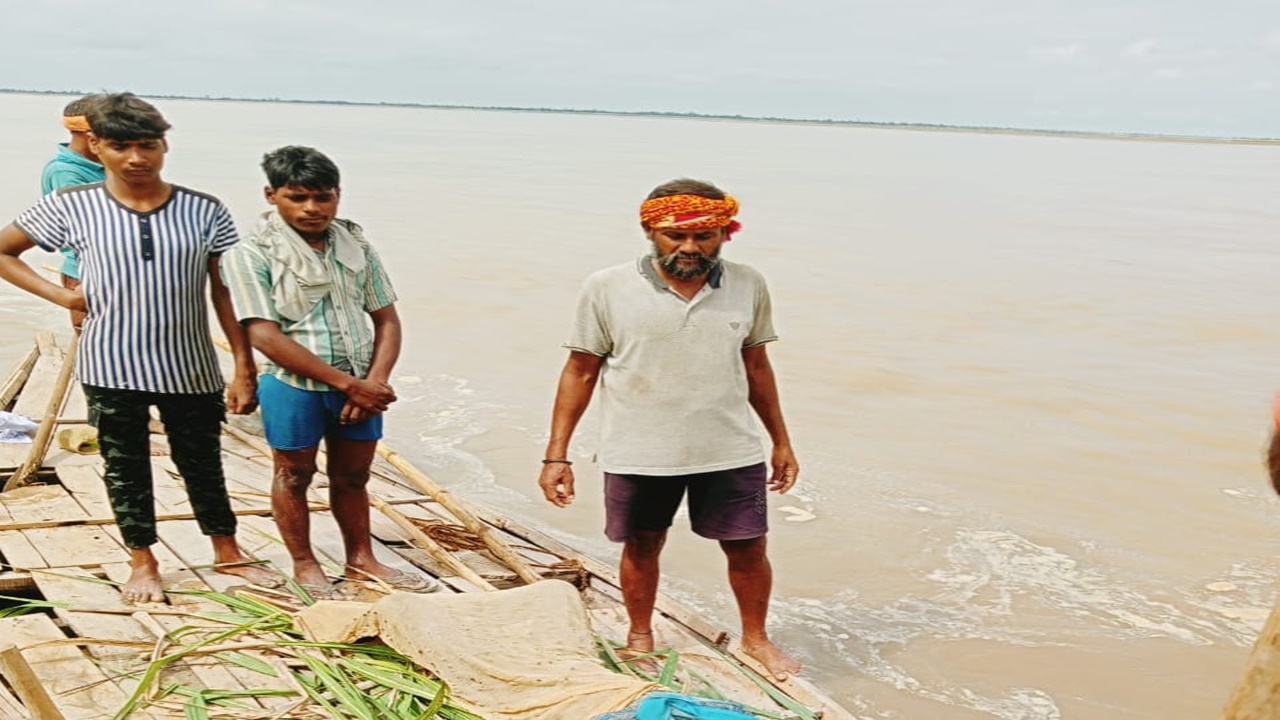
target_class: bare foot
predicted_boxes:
[121,550,166,604]
[344,562,440,593]
[215,561,285,588]
[209,535,286,589]
[743,637,802,681]
[617,629,659,674]
[290,558,333,589]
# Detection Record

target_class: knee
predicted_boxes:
[625,531,667,559]
[274,464,316,493]
[327,469,370,490]
[721,537,768,569]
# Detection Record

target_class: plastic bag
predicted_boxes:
[594,692,759,720]
[0,411,38,443]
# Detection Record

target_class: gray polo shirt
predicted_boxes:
[566,256,777,475]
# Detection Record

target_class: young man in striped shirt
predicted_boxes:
[221,146,435,597]
[0,93,282,603]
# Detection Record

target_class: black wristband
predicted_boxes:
[541,459,573,465]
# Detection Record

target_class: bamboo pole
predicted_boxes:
[369,496,498,591]
[4,335,78,492]
[1223,599,1280,719]
[376,443,543,585]
[0,342,39,410]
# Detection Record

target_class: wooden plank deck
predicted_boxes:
[0,339,854,720]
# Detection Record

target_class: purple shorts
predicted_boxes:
[603,463,768,542]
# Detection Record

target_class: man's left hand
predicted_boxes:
[768,446,799,494]
[226,375,258,415]
[340,400,373,425]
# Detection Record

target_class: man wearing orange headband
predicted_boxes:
[41,94,105,332]
[539,178,802,681]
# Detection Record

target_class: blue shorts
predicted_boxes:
[256,374,383,450]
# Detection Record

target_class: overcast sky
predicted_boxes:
[5,0,1278,138]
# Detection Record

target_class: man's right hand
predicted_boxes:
[538,463,575,507]
[345,378,397,413]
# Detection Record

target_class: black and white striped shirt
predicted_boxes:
[16,183,238,394]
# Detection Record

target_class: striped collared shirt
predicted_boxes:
[15,183,238,394]
[220,216,397,392]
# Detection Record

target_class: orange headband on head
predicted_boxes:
[62,115,91,133]
[1272,392,1280,430]
[640,194,742,237]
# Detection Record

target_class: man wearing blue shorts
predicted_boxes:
[538,178,802,680]
[221,146,434,596]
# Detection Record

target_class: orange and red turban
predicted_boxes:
[640,194,742,238]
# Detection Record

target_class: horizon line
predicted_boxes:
[3,87,1277,147]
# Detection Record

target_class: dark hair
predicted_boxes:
[646,178,726,201]
[62,94,102,117]
[86,93,170,141]
[261,146,340,190]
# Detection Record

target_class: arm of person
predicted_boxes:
[208,254,258,414]
[0,224,83,310]
[341,303,402,424]
[743,343,799,493]
[538,350,604,507]
[242,318,396,414]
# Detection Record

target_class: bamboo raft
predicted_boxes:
[0,334,857,720]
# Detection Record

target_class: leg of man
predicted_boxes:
[720,536,800,680]
[605,473,687,653]
[256,375,331,588]
[158,392,281,588]
[85,385,164,603]
[687,463,801,680]
[325,436,399,581]
[620,529,668,653]
[271,446,328,587]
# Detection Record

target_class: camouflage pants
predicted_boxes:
[84,385,236,549]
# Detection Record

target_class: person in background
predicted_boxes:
[41,94,105,332]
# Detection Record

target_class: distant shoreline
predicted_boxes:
[4,87,1277,147]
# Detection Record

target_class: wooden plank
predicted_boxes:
[10,343,63,421]
[56,465,113,519]
[30,567,177,710]
[32,568,271,715]
[0,483,88,523]
[0,483,126,569]
[0,671,30,720]
[0,614,134,719]
[21,526,125,568]
[0,500,45,571]
[0,642,59,720]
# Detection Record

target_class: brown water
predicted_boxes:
[2,92,1279,719]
